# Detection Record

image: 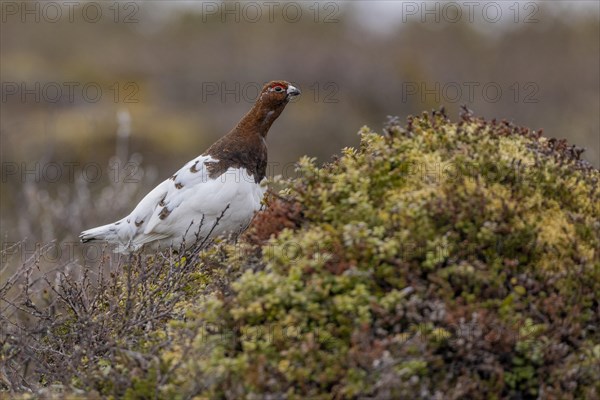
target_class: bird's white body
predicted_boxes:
[80,155,266,253]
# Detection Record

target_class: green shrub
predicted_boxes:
[2,110,599,399]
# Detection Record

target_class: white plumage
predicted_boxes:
[80,155,265,252]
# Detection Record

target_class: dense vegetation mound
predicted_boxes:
[2,110,599,399]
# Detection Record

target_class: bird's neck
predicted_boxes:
[234,101,286,139]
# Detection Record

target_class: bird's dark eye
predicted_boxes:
[273,86,285,92]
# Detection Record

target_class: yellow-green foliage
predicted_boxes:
[155,112,599,399]
[4,112,599,399]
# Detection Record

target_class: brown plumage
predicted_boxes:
[205,80,300,183]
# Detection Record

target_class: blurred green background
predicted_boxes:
[1,1,598,248]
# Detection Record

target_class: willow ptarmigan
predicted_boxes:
[80,80,300,253]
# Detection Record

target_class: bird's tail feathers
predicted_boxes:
[79,223,119,243]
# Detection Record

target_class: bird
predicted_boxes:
[80,80,301,253]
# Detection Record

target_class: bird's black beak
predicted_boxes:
[286,85,301,98]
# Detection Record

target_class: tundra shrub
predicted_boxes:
[161,111,599,399]
[2,110,599,399]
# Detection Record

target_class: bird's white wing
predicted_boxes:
[114,155,213,245]
[140,154,238,237]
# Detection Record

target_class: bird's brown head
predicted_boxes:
[258,80,301,108]
[238,80,300,137]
